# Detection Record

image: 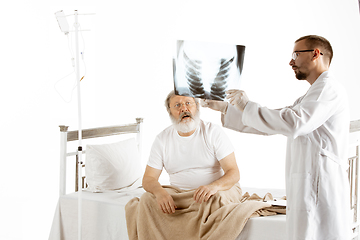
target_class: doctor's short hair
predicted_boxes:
[295,35,333,65]
[165,90,199,114]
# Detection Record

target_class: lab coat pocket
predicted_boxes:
[290,172,318,211]
[319,149,348,171]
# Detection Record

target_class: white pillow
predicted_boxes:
[85,138,142,192]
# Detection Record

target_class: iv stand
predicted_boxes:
[55,9,94,240]
[74,10,83,240]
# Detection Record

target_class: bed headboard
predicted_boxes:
[58,118,144,196]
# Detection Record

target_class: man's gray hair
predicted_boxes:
[165,90,199,114]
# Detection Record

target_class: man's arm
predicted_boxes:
[200,99,269,135]
[142,165,177,214]
[193,152,240,203]
[222,104,271,135]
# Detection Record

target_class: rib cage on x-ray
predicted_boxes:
[211,57,234,100]
[183,53,205,98]
[174,40,245,101]
[184,52,235,100]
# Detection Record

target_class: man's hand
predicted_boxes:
[226,89,249,112]
[142,166,177,214]
[155,189,177,214]
[193,152,239,204]
[193,185,218,203]
[200,99,228,114]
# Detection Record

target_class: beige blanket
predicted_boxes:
[125,184,285,240]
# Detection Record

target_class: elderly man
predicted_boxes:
[125,91,285,240]
[202,35,351,240]
[142,90,240,214]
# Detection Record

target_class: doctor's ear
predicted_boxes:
[312,48,323,60]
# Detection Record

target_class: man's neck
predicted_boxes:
[178,129,196,137]
[307,67,329,85]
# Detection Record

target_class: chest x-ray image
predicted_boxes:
[173,40,245,101]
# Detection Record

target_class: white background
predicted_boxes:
[1,0,360,239]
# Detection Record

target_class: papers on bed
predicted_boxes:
[265,199,287,207]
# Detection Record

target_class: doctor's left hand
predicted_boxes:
[193,185,218,203]
[226,89,249,112]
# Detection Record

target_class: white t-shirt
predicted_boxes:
[147,120,234,190]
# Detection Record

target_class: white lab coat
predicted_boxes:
[222,71,351,240]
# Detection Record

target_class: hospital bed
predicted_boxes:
[49,118,360,240]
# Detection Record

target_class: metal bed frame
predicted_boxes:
[58,118,144,196]
[57,118,360,239]
[350,119,360,239]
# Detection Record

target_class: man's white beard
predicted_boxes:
[170,111,200,134]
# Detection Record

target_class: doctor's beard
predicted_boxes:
[170,110,201,134]
[294,66,309,80]
[296,71,308,80]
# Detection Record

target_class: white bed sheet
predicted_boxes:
[49,188,145,240]
[235,187,286,240]
[49,187,286,240]
[236,215,286,240]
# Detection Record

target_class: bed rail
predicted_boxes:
[59,118,143,196]
[350,119,360,240]
[350,119,360,133]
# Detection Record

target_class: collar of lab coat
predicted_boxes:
[312,70,331,86]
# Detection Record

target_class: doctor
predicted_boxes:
[202,35,351,240]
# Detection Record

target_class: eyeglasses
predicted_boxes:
[291,49,323,61]
[170,101,195,110]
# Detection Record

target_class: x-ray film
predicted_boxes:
[173,40,245,101]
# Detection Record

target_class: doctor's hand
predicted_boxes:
[155,189,177,214]
[200,99,228,114]
[226,89,249,112]
[193,185,218,203]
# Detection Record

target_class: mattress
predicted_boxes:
[49,187,286,240]
[236,187,286,240]
[49,188,145,240]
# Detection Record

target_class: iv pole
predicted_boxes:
[74,10,83,240]
[55,10,94,240]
